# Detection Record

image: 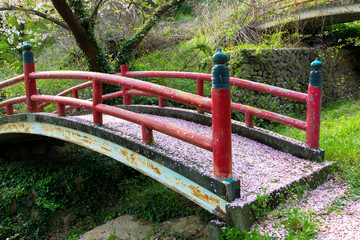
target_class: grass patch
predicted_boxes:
[273,98,360,164]
[273,98,360,193]
[0,143,207,239]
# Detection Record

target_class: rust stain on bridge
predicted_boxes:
[0,120,227,219]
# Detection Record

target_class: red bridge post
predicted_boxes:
[211,49,232,179]
[23,43,37,112]
[72,90,80,112]
[306,58,323,149]
[196,78,204,114]
[92,79,103,125]
[120,65,132,105]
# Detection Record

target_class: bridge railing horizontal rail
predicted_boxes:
[0,62,320,146]
[0,70,308,132]
[31,94,213,151]
[0,45,324,179]
[122,70,308,130]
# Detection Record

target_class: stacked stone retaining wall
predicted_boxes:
[228,48,360,126]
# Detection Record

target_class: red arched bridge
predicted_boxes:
[252,0,360,30]
[0,44,332,231]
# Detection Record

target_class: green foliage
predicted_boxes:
[251,187,272,221]
[273,98,360,196]
[219,226,271,240]
[278,207,319,239]
[114,177,198,222]
[0,141,207,238]
[0,143,141,239]
[323,22,360,46]
[131,40,213,98]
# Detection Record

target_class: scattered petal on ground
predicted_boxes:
[69,113,327,203]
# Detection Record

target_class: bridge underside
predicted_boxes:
[0,109,333,231]
[254,1,360,32]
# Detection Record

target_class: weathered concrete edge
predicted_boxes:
[117,105,325,162]
[0,113,239,202]
[225,161,335,231]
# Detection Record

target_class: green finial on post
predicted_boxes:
[212,48,230,89]
[309,58,323,87]
[23,43,34,64]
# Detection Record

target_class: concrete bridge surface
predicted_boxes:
[254,0,360,31]
[0,105,332,232]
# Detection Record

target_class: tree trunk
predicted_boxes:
[51,0,110,73]
[115,0,186,70]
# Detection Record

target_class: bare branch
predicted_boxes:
[87,0,107,22]
[0,6,70,30]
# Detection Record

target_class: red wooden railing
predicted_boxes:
[0,44,323,179]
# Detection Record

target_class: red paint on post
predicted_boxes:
[6,105,13,115]
[212,88,232,179]
[196,79,204,114]
[158,97,165,107]
[24,62,37,112]
[306,85,321,148]
[92,79,103,125]
[141,124,154,144]
[56,102,66,117]
[72,90,80,112]
[245,111,253,127]
[121,65,132,105]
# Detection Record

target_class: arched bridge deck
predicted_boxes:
[0,107,332,230]
[0,46,333,231]
[253,0,360,31]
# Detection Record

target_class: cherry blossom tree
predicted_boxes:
[0,0,186,73]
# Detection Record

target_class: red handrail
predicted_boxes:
[1,45,323,168]
[31,94,213,151]
[124,71,308,102]
[29,71,213,111]
[0,75,24,89]
[0,96,27,108]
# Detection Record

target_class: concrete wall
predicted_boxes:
[228,48,360,122]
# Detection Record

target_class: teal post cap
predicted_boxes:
[23,43,32,51]
[23,43,34,64]
[212,48,230,89]
[309,58,323,87]
[212,48,229,65]
[311,58,322,70]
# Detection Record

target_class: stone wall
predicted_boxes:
[228,48,360,125]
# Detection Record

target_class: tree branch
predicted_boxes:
[116,0,186,67]
[87,0,106,22]
[0,6,70,30]
[128,0,186,50]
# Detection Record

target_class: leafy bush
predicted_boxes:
[219,226,271,240]
[117,179,198,222]
[0,143,140,239]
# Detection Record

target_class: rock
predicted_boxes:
[80,215,154,240]
[80,215,209,239]
[159,215,209,238]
